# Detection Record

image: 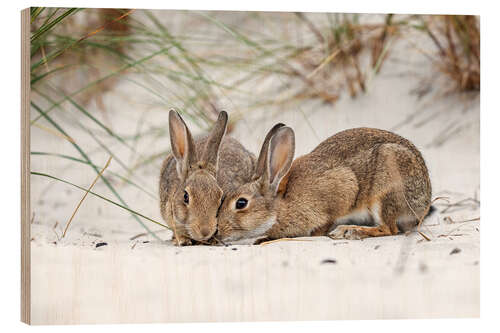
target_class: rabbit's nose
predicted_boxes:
[200,226,212,238]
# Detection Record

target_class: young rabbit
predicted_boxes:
[215,126,432,243]
[159,110,255,245]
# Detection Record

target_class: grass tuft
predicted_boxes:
[421,15,480,93]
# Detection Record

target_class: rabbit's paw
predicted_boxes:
[171,236,193,246]
[329,226,365,240]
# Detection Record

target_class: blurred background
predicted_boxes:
[29,8,480,246]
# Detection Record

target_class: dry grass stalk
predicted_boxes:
[129,228,170,241]
[130,232,147,241]
[438,197,480,214]
[62,156,112,238]
[32,122,75,143]
[440,217,480,238]
[32,8,134,112]
[52,221,61,241]
[370,14,396,74]
[403,195,450,241]
[259,237,313,246]
[289,14,397,104]
[424,15,480,93]
[443,216,480,224]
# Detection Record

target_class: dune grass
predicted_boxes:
[420,15,480,93]
[29,9,480,241]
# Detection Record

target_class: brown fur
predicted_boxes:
[216,127,432,242]
[159,111,255,245]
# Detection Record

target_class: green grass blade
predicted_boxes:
[30,64,76,85]
[31,151,158,200]
[31,101,161,241]
[31,47,172,124]
[31,8,81,42]
[63,94,136,152]
[31,171,169,230]
[196,11,265,52]
[31,88,148,198]
[30,7,46,23]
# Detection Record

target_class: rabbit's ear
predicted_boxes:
[201,111,228,173]
[266,127,295,195]
[255,123,286,179]
[169,109,196,181]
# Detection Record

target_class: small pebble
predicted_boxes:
[95,242,108,248]
[231,247,238,251]
[450,247,461,255]
[321,259,337,265]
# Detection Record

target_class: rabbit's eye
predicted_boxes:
[235,198,248,210]
[183,191,189,204]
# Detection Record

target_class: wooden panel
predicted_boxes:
[21,7,31,325]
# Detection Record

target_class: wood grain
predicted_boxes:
[30,232,479,324]
[21,7,31,325]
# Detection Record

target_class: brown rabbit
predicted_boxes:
[159,110,255,245]
[215,126,432,243]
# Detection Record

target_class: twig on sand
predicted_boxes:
[417,230,431,241]
[130,232,147,241]
[439,197,480,214]
[259,237,313,246]
[52,221,61,241]
[438,233,465,238]
[62,156,112,238]
[443,216,480,224]
[417,197,450,238]
[441,217,480,237]
[403,195,449,242]
[395,196,452,274]
[130,228,169,241]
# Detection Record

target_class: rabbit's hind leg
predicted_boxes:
[334,184,416,239]
[329,199,398,240]
[329,224,392,240]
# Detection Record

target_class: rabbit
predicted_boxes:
[215,125,432,243]
[159,110,255,246]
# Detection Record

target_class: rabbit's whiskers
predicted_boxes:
[212,235,226,246]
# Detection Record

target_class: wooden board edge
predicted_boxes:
[21,7,31,325]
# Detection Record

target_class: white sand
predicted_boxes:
[29,11,479,324]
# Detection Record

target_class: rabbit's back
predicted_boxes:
[312,128,425,165]
[307,128,431,206]
[216,137,256,191]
